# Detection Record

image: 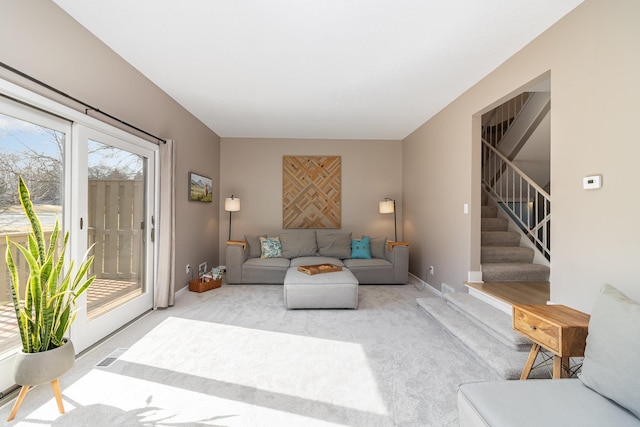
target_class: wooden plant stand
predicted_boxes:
[8,379,65,422]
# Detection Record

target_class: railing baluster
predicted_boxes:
[511,164,515,214]
[482,139,551,260]
[519,174,523,225]
[527,183,531,229]
[544,197,549,255]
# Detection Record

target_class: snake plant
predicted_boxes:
[5,177,95,353]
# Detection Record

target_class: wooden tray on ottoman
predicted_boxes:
[189,278,222,292]
[297,264,343,275]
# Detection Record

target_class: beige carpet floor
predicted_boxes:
[0,282,498,426]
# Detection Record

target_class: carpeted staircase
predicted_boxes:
[417,293,552,380]
[481,198,549,281]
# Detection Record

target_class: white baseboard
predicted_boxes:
[408,273,442,296]
[465,284,512,315]
[467,270,483,283]
[441,283,455,294]
[175,284,189,299]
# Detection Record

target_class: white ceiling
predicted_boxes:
[53,0,583,140]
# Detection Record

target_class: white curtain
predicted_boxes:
[155,138,175,308]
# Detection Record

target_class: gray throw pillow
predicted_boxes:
[316,231,352,259]
[370,237,387,259]
[279,230,317,259]
[578,284,640,418]
[244,235,265,258]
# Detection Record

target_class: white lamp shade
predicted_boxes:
[225,197,241,212]
[379,200,394,214]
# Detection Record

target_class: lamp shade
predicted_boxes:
[379,199,394,214]
[225,197,240,212]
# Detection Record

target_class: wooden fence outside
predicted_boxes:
[1,179,143,305]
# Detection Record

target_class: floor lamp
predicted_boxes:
[224,195,240,240]
[379,198,397,242]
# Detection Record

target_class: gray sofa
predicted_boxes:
[458,284,640,426]
[225,230,409,285]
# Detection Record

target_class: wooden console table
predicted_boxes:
[512,304,590,380]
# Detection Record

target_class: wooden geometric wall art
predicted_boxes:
[283,156,341,229]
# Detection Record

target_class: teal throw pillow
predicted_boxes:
[260,236,282,258]
[351,236,371,259]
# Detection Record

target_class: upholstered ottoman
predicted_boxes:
[283,267,359,309]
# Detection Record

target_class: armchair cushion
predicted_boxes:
[579,284,640,418]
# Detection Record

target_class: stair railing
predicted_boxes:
[482,92,531,149]
[482,139,551,260]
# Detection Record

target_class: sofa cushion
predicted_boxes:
[370,236,386,259]
[260,236,282,258]
[343,258,391,269]
[579,284,640,418]
[290,257,344,268]
[458,379,640,427]
[316,231,352,259]
[351,236,371,259]
[242,257,290,284]
[279,230,317,259]
[344,258,393,284]
[245,234,265,258]
[243,257,290,269]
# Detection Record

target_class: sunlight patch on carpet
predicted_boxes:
[20,369,346,426]
[119,316,389,416]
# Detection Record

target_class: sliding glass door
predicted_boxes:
[69,125,156,353]
[0,83,159,392]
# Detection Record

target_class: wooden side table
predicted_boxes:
[226,240,247,250]
[387,241,410,251]
[512,304,590,380]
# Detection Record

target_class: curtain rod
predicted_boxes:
[0,61,167,144]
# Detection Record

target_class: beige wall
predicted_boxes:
[403,0,640,312]
[219,138,403,265]
[1,0,221,292]
[6,0,638,312]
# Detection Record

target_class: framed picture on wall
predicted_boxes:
[188,172,213,202]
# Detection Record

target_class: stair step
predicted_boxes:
[481,193,488,205]
[481,231,521,247]
[481,205,498,218]
[481,246,534,263]
[481,217,508,231]
[482,263,550,281]
[417,297,549,380]
[444,293,532,351]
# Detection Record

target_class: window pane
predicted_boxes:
[0,112,64,355]
[86,139,146,319]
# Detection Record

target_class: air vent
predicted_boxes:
[95,348,128,367]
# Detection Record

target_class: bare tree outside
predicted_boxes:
[0,114,142,232]
[88,139,143,180]
[0,115,64,232]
